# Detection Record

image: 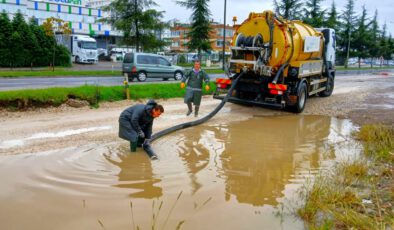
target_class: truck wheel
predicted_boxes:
[291,82,307,113]
[174,71,183,81]
[75,56,80,63]
[137,71,147,82]
[319,74,334,97]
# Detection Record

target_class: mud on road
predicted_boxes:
[1,72,393,156]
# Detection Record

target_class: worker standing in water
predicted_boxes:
[180,58,210,117]
[118,99,164,159]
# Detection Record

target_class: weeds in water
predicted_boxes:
[130,201,136,230]
[161,191,183,230]
[97,219,106,229]
[126,191,212,230]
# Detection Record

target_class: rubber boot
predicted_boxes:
[194,106,199,117]
[143,143,158,160]
[186,102,193,116]
[137,137,144,147]
[130,141,137,152]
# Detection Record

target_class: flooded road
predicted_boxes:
[0,115,360,230]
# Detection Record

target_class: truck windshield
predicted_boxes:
[82,42,97,49]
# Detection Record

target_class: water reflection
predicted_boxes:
[177,131,210,194]
[104,149,162,199]
[176,115,332,206]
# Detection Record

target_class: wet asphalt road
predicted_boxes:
[0,74,223,91]
[0,69,393,91]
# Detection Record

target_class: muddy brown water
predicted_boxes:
[0,115,360,230]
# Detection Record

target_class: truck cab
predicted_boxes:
[72,35,98,64]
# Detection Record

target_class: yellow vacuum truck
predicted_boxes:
[214,10,336,112]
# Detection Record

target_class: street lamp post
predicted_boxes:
[222,0,227,70]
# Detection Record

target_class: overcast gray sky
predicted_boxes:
[154,0,394,36]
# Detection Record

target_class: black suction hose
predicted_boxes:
[149,72,245,148]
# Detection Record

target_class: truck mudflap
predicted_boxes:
[213,94,284,109]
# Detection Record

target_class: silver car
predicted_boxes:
[122,52,184,82]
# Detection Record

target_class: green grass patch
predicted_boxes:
[297,125,394,229]
[0,70,121,77]
[0,82,218,109]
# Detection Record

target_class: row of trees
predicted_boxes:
[0,12,70,68]
[274,0,394,67]
[107,0,393,67]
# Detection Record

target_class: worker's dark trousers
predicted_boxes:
[186,102,193,116]
[130,137,145,152]
[194,106,199,117]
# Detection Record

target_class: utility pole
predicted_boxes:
[222,0,227,70]
[345,29,351,69]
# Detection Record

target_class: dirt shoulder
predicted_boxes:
[1,73,393,156]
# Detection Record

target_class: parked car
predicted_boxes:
[122,52,185,82]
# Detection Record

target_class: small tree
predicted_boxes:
[176,0,212,57]
[352,5,371,68]
[273,0,303,20]
[302,0,325,27]
[0,12,12,67]
[368,10,380,67]
[103,0,165,52]
[42,17,71,70]
[339,0,357,68]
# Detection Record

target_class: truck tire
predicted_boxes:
[174,71,183,81]
[137,71,147,82]
[319,74,334,97]
[75,56,80,63]
[290,82,307,113]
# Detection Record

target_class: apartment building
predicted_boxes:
[169,22,234,53]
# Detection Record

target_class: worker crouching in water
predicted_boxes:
[180,59,210,117]
[118,99,164,160]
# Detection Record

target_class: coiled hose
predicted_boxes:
[144,72,245,158]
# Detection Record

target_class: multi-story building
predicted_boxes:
[0,0,120,49]
[169,22,234,54]
[85,0,112,9]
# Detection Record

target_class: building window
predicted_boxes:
[171,41,180,47]
[217,28,233,37]
[171,31,180,37]
[216,40,224,47]
[57,4,61,12]
[34,1,38,10]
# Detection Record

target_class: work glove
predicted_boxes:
[205,85,210,91]
[180,82,186,89]
[138,131,145,139]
